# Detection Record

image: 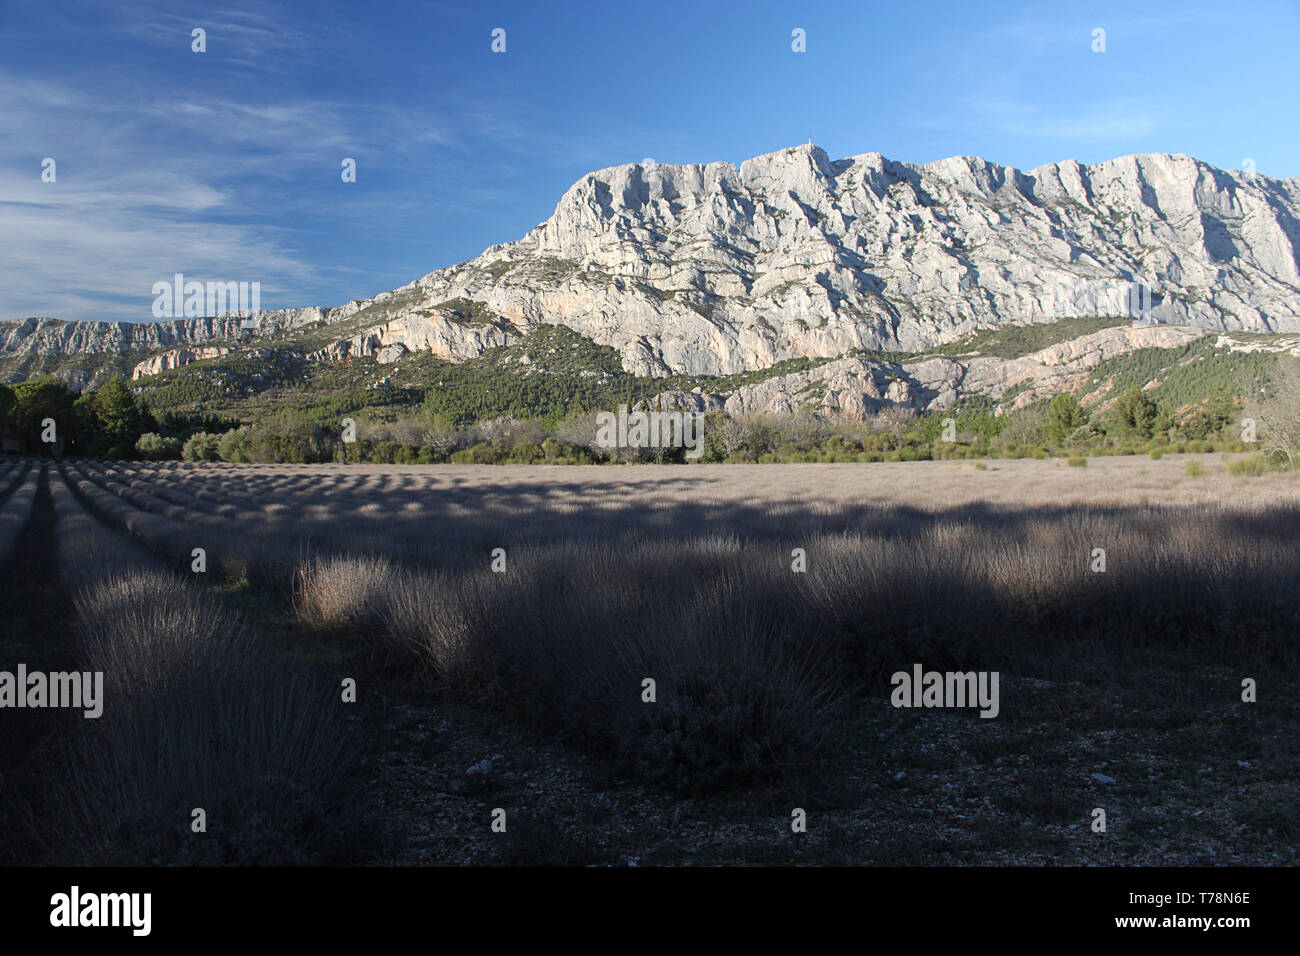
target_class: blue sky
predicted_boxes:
[2,0,1298,323]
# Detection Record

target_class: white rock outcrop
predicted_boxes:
[391,146,1300,376]
[131,346,237,379]
[6,146,1300,381]
[652,323,1213,420]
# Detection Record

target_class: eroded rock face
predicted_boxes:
[5,145,1300,381]
[955,324,1210,410]
[305,308,515,364]
[2,316,246,358]
[653,323,1214,420]
[1,309,331,363]
[132,346,237,379]
[633,389,727,414]
[394,145,1300,376]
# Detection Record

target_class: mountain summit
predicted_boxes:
[5,145,1300,384]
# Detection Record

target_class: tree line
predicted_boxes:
[1,365,1291,470]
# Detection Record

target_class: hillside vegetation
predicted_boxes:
[2,321,1298,471]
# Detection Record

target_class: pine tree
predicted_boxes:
[1045,392,1089,444]
[89,377,153,447]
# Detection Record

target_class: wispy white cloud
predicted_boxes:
[0,198,315,321]
[0,51,559,322]
[108,1,344,77]
[0,61,334,321]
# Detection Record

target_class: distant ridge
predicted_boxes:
[5,145,1300,389]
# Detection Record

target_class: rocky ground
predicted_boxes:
[361,659,1297,866]
[329,456,1299,866]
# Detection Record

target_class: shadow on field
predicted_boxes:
[0,464,83,865]
[293,480,1300,828]
[44,461,1300,863]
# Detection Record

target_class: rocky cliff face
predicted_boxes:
[131,346,239,380]
[672,323,1211,421]
[405,146,1300,376]
[5,145,1300,381]
[0,308,330,360]
[304,310,515,365]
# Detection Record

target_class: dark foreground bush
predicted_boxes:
[41,571,372,865]
[376,541,843,795]
[373,504,1300,795]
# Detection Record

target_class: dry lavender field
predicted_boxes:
[1,454,1297,866]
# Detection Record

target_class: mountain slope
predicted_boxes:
[402,145,1300,376]
[4,144,1300,389]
